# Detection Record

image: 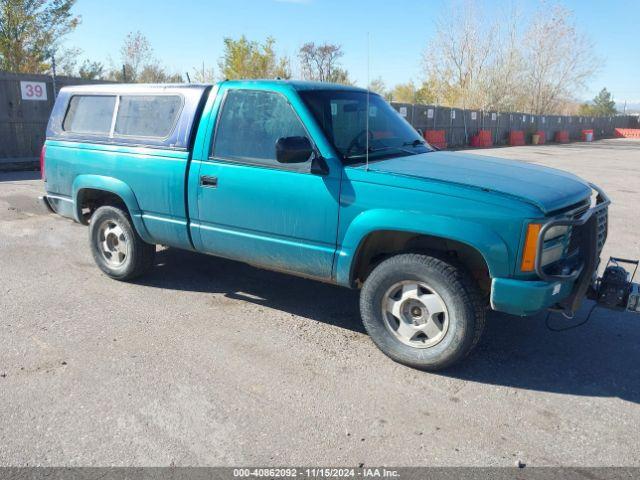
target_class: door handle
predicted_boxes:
[200,175,218,188]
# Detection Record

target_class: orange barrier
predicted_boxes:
[470,130,493,148]
[536,131,546,144]
[555,130,570,143]
[509,130,525,146]
[423,130,447,149]
[614,128,640,138]
[581,129,594,141]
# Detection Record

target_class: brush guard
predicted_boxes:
[536,184,640,315]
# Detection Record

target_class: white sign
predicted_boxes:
[20,81,47,101]
[471,111,477,120]
[427,108,434,119]
[531,116,535,123]
[491,113,497,121]
[399,106,407,117]
[451,110,456,119]
[542,117,546,124]
[522,115,527,122]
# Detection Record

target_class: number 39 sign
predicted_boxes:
[20,81,48,101]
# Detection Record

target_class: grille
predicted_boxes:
[596,207,608,253]
[566,205,608,256]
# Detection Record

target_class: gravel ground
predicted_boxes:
[0,139,639,466]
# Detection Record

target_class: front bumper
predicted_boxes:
[492,184,610,316]
[491,277,575,316]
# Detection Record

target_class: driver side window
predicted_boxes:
[212,89,309,167]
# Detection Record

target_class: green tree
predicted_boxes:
[78,59,104,80]
[0,0,80,73]
[138,63,182,83]
[581,88,617,116]
[219,35,290,80]
[389,81,436,104]
[298,42,351,84]
[368,77,387,97]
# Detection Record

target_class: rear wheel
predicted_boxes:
[89,206,155,281]
[360,253,485,370]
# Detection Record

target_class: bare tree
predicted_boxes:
[192,61,215,83]
[422,1,598,114]
[299,42,350,84]
[523,3,599,114]
[107,31,182,83]
[482,5,526,111]
[423,0,494,110]
[119,31,153,81]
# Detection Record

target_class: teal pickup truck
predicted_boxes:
[41,80,637,370]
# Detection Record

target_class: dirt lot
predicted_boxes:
[1,139,639,466]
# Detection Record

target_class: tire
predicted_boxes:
[89,205,155,281]
[360,253,485,371]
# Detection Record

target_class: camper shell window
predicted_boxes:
[114,95,183,138]
[63,95,116,135]
[61,94,184,140]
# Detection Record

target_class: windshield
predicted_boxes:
[299,90,431,163]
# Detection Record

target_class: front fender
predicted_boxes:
[335,209,511,286]
[72,175,152,243]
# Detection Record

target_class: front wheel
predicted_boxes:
[360,254,485,371]
[89,206,155,281]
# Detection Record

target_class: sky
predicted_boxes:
[64,0,640,105]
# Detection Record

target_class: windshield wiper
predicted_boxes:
[402,139,426,147]
[344,145,416,160]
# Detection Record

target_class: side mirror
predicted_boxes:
[276,136,313,164]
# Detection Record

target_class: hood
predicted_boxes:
[360,151,592,214]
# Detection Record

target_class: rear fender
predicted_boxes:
[72,174,153,243]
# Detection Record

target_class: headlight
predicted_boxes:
[544,225,570,241]
[540,243,565,266]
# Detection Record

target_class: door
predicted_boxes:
[192,87,341,280]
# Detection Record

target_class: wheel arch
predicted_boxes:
[72,175,152,242]
[336,210,511,289]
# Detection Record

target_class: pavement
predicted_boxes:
[0,139,639,466]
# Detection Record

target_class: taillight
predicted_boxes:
[40,145,46,181]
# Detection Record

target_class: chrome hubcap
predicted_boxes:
[97,220,128,267]
[382,281,449,348]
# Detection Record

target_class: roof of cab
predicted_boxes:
[59,80,367,94]
[219,79,367,93]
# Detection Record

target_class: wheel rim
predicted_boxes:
[97,219,129,267]
[381,281,450,348]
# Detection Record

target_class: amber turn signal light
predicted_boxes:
[521,224,541,272]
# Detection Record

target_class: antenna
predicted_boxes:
[365,32,370,171]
